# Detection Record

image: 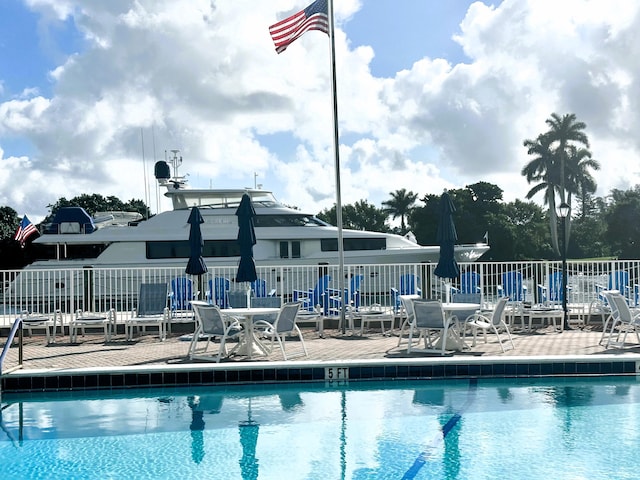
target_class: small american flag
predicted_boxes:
[14,215,38,247]
[269,0,329,54]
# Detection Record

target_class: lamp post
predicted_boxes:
[557,202,571,330]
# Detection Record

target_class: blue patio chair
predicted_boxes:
[391,273,422,312]
[497,271,527,302]
[451,272,481,295]
[292,274,332,314]
[326,274,364,316]
[169,277,197,313]
[595,270,631,306]
[207,277,230,309]
[251,278,276,297]
[537,271,571,305]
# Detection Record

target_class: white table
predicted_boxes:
[221,307,280,359]
[438,303,481,351]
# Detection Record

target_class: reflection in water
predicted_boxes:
[187,395,224,465]
[188,396,205,465]
[239,400,259,480]
[279,392,304,411]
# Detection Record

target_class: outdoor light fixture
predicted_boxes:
[557,202,571,330]
[557,202,570,219]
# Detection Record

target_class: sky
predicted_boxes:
[1,0,640,223]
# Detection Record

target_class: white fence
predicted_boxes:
[1,259,640,326]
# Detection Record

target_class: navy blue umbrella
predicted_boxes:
[185,207,208,276]
[235,194,258,284]
[434,191,460,280]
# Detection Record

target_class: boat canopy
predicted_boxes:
[44,207,96,234]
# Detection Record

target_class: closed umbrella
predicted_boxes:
[185,206,208,299]
[235,194,258,306]
[434,191,460,301]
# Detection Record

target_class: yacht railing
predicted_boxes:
[1,259,640,327]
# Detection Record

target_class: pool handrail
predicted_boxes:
[0,317,23,376]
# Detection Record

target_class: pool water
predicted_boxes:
[1,376,639,479]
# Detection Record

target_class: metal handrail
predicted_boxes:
[0,317,23,376]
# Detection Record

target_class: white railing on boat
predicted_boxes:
[1,259,640,327]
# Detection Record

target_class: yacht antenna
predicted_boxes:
[254,172,258,189]
[170,149,182,178]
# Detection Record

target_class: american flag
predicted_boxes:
[269,0,329,54]
[14,215,38,247]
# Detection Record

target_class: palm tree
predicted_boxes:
[544,112,590,207]
[522,133,562,253]
[522,113,594,255]
[382,188,418,234]
[565,146,600,218]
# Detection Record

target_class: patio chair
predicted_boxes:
[170,276,197,313]
[463,297,514,352]
[601,292,640,349]
[207,277,230,309]
[254,301,307,360]
[497,271,527,302]
[251,278,276,297]
[125,283,170,341]
[538,271,571,306]
[326,274,364,316]
[168,276,198,334]
[451,271,481,295]
[292,274,331,314]
[188,300,243,362]
[391,273,422,312]
[70,309,115,343]
[407,299,451,356]
[397,294,422,346]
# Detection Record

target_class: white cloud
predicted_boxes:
[1,0,640,223]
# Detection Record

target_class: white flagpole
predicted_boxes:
[327,0,346,334]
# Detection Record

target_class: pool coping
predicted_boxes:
[3,353,640,393]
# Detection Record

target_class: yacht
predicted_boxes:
[28,152,489,269]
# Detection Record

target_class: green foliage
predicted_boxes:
[604,187,640,259]
[317,200,390,232]
[0,206,20,239]
[381,188,418,234]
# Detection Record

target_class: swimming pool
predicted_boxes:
[1,376,639,479]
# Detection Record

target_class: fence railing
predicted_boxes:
[1,259,640,326]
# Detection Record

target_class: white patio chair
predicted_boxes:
[602,293,640,349]
[407,300,451,356]
[463,297,514,352]
[396,294,421,346]
[254,301,307,360]
[188,300,243,362]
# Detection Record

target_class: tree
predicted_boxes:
[317,200,390,232]
[382,188,418,235]
[605,187,640,259]
[0,206,20,239]
[522,113,594,256]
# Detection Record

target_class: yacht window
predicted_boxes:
[279,242,289,259]
[255,215,329,227]
[291,241,301,258]
[147,240,241,259]
[320,238,387,252]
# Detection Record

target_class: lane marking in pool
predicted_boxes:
[401,378,478,480]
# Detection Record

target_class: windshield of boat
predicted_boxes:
[169,190,279,210]
[255,214,330,227]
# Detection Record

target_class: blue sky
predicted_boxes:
[1,0,639,223]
